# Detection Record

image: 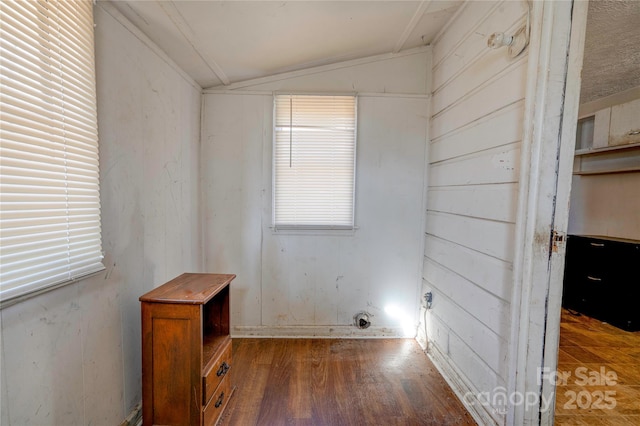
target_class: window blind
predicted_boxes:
[274,94,356,229]
[0,0,104,304]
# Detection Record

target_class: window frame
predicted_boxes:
[271,93,358,233]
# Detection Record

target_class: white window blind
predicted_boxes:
[0,0,103,305]
[274,94,356,229]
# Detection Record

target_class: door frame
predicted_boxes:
[507,1,589,425]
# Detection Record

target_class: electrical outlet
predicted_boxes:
[424,292,433,309]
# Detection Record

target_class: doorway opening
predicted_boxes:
[555,1,640,423]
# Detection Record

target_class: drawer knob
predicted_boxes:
[215,391,225,408]
[587,275,602,281]
[217,361,230,377]
[628,130,640,136]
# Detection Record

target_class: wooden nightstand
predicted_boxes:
[140,273,235,425]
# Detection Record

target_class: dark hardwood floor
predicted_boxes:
[555,309,640,425]
[219,338,477,426]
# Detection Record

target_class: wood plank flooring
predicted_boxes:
[219,339,477,426]
[555,309,640,425]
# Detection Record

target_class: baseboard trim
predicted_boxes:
[427,344,501,426]
[120,403,142,426]
[231,325,409,338]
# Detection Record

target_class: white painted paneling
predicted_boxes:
[423,259,509,339]
[426,311,505,425]
[0,5,203,425]
[96,5,203,414]
[433,47,525,116]
[426,211,515,262]
[422,1,529,423]
[430,101,524,162]
[1,284,85,425]
[425,289,507,381]
[260,236,348,327]
[201,94,269,328]
[431,60,527,140]
[202,54,429,337]
[428,143,520,187]
[76,279,125,423]
[427,183,518,223]
[424,235,512,302]
[432,2,526,96]
[432,1,495,68]
[446,332,504,423]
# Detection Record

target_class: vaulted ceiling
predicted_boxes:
[106,0,639,101]
[107,0,462,88]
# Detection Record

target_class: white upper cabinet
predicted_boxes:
[609,98,640,146]
[573,96,640,175]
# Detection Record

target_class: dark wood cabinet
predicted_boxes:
[140,273,235,425]
[562,235,640,331]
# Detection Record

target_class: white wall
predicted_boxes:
[202,51,430,337]
[0,4,202,424]
[568,173,640,240]
[420,2,529,424]
[568,94,640,241]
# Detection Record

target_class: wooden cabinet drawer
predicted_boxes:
[203,371,232,426]
[203,338,232,405]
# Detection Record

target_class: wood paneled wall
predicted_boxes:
[421,1,529,424]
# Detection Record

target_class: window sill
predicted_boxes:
[0,266,106,310]
[270,226,358,236]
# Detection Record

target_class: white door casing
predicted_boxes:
[508,1,588,425]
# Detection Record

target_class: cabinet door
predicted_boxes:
[141,303,202,426]
[562,236,582,310]
[562,236,613,319]
[608,242,640,331]
[609,98,640,146]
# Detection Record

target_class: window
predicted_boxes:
[273,94,357,230]
[0,0,103,306]
[575,115,595,151]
